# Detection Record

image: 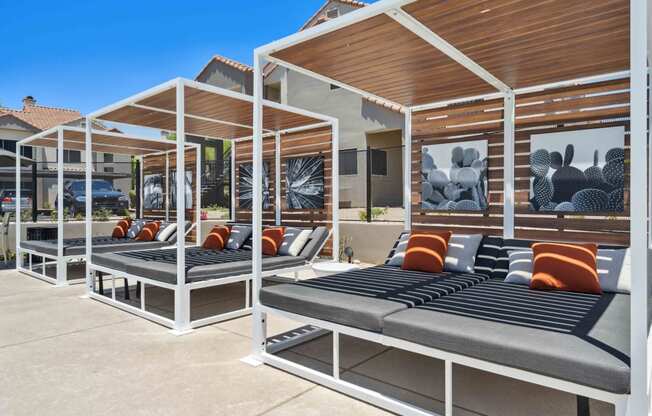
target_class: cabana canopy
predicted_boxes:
[19,125,178,156]
[262,0,630,109]
[89,78,328,140]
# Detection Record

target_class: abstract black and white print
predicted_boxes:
[421,140,489,211]
[529,126,625,213]
[143,174,163,210]
[170,170,193,210]
[239,162,271,209]
[286,156,324,209]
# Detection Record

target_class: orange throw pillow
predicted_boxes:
[112,219,132,238]
[401,231,452,273]
[262,227,285,256]
[135,221,161,241]
[203,226,231,250]
[530,242,602,294]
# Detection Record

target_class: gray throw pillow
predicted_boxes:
[597,249,630,294]
[504,250,533,285]
[279,227,312,256]
[126,220,146,239]
[226,225,252,250]
[155,222,177,242]
[386,233,409,266]
[444,234,483,273]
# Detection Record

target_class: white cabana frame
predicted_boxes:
[15,125,185,286]
[247,1,650,415]
[85,77,338,334]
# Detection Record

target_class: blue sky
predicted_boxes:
[0,0,338,114]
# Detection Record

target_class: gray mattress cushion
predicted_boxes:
[383,279,630,394]
[123,252,305,285]
[260,265,489,332]
[91,252,134,272]
[21,238,170,257]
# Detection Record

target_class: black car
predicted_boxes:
[56,180,129,215]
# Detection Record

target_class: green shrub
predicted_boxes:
[93,208,111,222]
[358,207,388,221]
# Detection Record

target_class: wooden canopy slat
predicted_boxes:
[98,83,323,140]
[270,0,629,107]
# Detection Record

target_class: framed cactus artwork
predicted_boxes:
[529,126,625,213]
[420,140,489,211]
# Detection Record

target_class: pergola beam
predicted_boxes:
[263,55,407,113]
[386,8,510,94]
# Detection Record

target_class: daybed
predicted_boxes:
[259,234,634,409]
[87,225,330,330]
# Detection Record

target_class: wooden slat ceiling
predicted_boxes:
[99,85,323,140]
[271,0,629,107]
[31,130,177,156]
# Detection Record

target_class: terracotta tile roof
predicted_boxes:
[0,99,82,131]
[195,54,253,81]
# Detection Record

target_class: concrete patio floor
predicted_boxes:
[0,269,616,416]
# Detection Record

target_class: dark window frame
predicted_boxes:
[339,148,358,175]
[371,148,388,176]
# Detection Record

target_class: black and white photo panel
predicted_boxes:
[170,170,193,210]
[529,126,625,213]
[239,162,271,209]
[421,140,489,211]
[143,174,163,210]
[286,156,325,210]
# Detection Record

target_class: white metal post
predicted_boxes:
[85,119,93,294]
[331,120,340,261]
[629,0,649,414]
[165,152,170,222]
[275,132,281,225]
[139,156,144,219]
[503,92,516,239]
[173,79,190,334]
[231,143,236,221]
[195,145,201,245]
[403,109,412,231]
[56,127,65,285]
[250,51,266,360]
[15,142,22,269]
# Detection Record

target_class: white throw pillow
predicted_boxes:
[279,228,312,256]
[386,233,409,266]
[444,234,483,273]
[126,220,146,239]
[504,250,534,285]
[155,223,177,242]
[597,249,630,294]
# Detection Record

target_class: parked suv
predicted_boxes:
[56,180,129,216]
[0,189,32,214]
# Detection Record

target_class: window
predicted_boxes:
[64,150,81,163]
[339,149,358,175]
[103,153,113,163]
[0,139,16,153]
[371,149,388,176]
[264,82,281,103]
[21,145,32,159]
[326,8,339,19]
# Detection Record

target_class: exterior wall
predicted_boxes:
[340,221,404,264]
[367,130,404,207]
[277,68,404,208]
[196,61,252,94]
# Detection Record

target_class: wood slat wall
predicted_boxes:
[411,78,632,245]
[142,148,198,242]
[235,127,334,256]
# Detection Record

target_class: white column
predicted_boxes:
[15,142,22,269]
[139,156,144,219]
[275,132,281,225]
[503,92,515,239]
[195,145,201,245]
[173,79,190,334]
[331,120,340,261]
[165,152,170,222]
[629,0,649,414]
[84,119,93,293]
[56,127,66,285]
[403,109,412,231]
[251,52,266,358]
[230,143,236,221]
